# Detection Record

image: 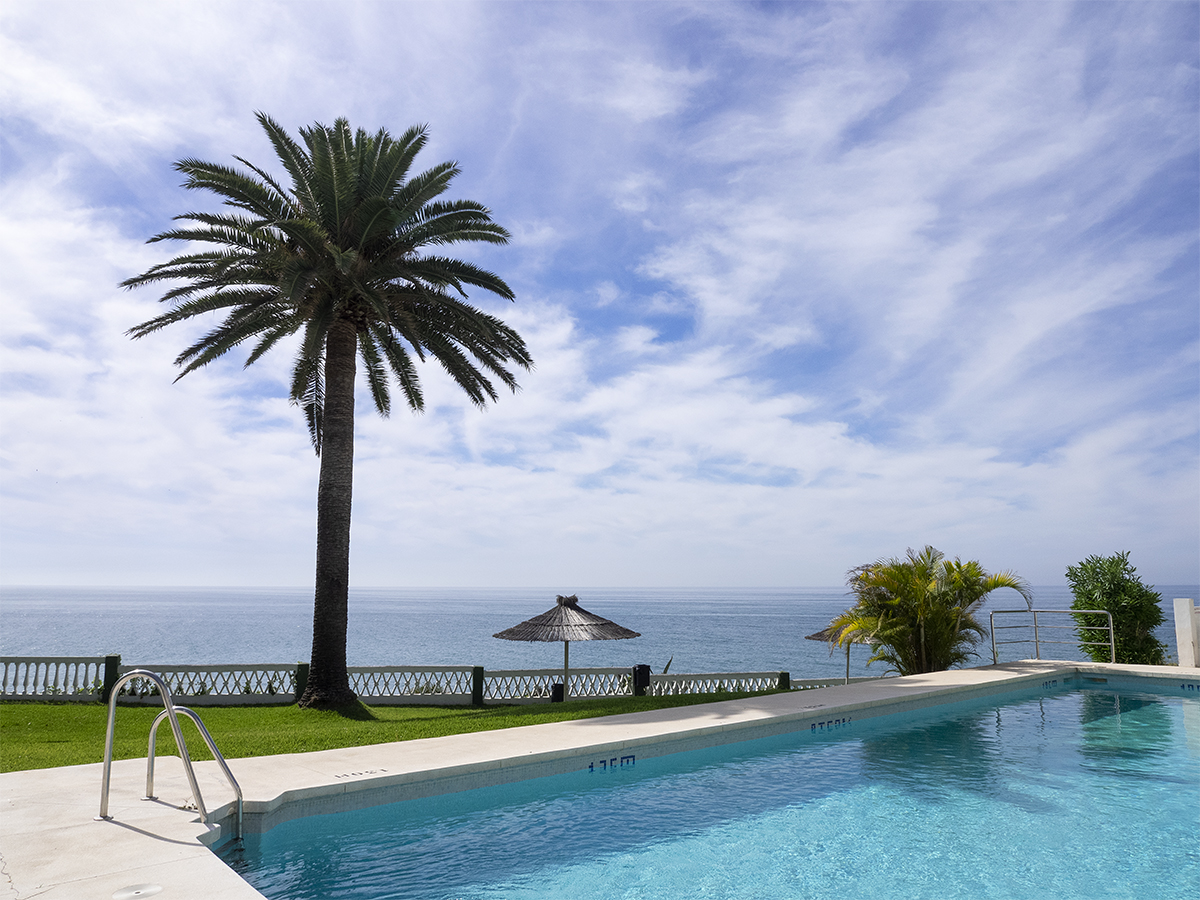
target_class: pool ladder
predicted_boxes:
[96,669,243,841]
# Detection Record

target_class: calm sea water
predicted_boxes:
[0,586,1193,680]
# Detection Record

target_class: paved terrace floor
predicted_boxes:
[2,661,1193,900]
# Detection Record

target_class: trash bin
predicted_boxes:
[551,682,564,703]
[632,664,651,696]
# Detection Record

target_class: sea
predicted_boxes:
[0,586,1195,680]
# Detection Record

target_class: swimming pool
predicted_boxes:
[222,676,1199,900]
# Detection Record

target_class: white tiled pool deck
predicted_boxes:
[2,660,1194,899]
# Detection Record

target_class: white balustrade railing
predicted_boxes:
[1,657,107,699]
[649,672,787,696]
[791,676,882,690]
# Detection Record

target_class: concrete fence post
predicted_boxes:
[1173,599,1198,668]
[471,666,484,705]
[295,662,310,700]
[101,655,121,703]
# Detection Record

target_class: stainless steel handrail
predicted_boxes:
[147,706,243,840]
[990,609,1116,664]
[96,669,240,841]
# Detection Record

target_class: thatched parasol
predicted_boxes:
[805,626,870,684]
[494,595,640,700]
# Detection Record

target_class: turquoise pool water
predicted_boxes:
[224,679,1200,899]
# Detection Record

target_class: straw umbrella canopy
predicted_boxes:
[805,626,870,684]
[494,595,640,699]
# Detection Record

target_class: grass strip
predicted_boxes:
[1,691,778,773]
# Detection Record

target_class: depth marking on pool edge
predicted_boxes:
[810,716,852,733]
[335,769,389,779]
[588,755,635,772]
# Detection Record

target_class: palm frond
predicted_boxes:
[369,321,424,411]
[388,161,459,227]
[145,224,280,254]
[393,255,516,301]
[356,331,392,418]
[244,317,300,367]
[174,158,290,221]
[127,113,530,452]
[231,155,298,220]
[366,123,427,198]
[410,199,513,246]
[255,112,317,211]
[290,309,334,453]
[172,300,297,375]
[299,119,349,239]
[126,288,279,338]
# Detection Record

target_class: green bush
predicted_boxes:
[1066,551,1166,665]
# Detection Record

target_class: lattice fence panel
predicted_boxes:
[569,669,632,698]
[485,670,556,700]
[117,665,296,698]
[0,657,106,699]
[350,666,474,697]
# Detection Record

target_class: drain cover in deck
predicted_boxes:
[113,885,163,899]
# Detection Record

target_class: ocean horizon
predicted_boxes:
[2,585,1195,681]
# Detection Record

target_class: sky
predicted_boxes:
[0,0,1197,589]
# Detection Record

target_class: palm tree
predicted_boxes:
[829,546,1032,676]
[123,114,532,708]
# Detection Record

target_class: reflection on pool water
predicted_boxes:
[223,680,1200,900]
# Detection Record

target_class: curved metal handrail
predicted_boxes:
[990,609,1116,664]
[96,669,240,841]
[97,670,205,823]
[147,706,242,840]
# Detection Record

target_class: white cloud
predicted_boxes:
[611,172,661,214]
[614,326,662,356]
[593,281,621,307]
[600,58,708,123]
[1,0,1195,589]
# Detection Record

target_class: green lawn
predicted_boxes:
[0,692,775,773]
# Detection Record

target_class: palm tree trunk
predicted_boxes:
[299,319,359,708]
[919,621,927,674]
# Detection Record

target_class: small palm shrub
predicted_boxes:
[830,546,1032,676]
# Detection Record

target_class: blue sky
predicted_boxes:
[1,0,1197,588]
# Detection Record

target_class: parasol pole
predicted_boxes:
[563,640,570,700]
